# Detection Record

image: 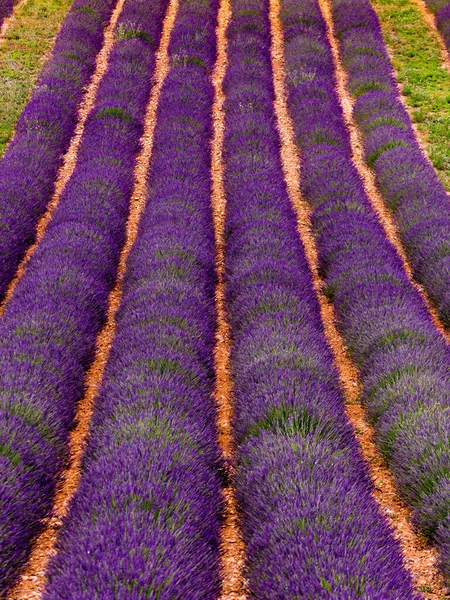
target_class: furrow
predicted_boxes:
[211,0,247,598]
[270,0,446,596]
[0,0,171,592]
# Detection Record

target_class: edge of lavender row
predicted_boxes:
[0,0,169,591]
[0,0,19,28]
[422,0,450,54]
[281,0,450,582]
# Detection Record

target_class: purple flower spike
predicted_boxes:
[0,0,120,299]
[332,0,450,328]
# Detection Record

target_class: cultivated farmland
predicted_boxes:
[1,0,450,597]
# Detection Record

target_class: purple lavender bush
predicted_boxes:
[282,0,450,582]
[0,0,169,591]
[221,0,416,596]
[41,0,223,597]
[0,0,17,27]
[0,0,118,300]
[328,0,450,327]
[435,3,450,50]
[420,0,450,53]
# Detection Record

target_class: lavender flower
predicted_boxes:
[0,0,117,298]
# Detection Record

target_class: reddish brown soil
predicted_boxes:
[211,0,247,598]
[271,0,449,597]
[7,0,180,597]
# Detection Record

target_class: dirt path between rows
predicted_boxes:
[211,0,247,598]
[7,0,180,597]
[270,0,448,596]
[0,0,127,318]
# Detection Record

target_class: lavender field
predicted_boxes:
[1,0,450,597]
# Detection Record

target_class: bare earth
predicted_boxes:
[211,0,247,597]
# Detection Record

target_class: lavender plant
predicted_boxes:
[0,0,117,299]
[420,0,450,53]
[281,0,450,581]
[0,0,18,28]
[221,0,416,596]
[328,0,450,327]
[40,0,223,597]
[0,0,169,590]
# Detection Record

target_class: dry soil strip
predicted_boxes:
[0,0,29,41]
[269,0,448,597]
[0,0,127,318]
[7,0,179,597]
[211,0,247,598]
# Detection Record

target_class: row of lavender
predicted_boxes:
[41,0,225,595]
[423,0,450,53]
[281,0,450,581]
[0,0,170,591]
[0,0,117,299]
[0,0,18,28]
[222,0,415,596]
[328,0,450,326]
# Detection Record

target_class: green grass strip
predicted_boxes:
[0,0,73,155]
[370,0,450,190]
